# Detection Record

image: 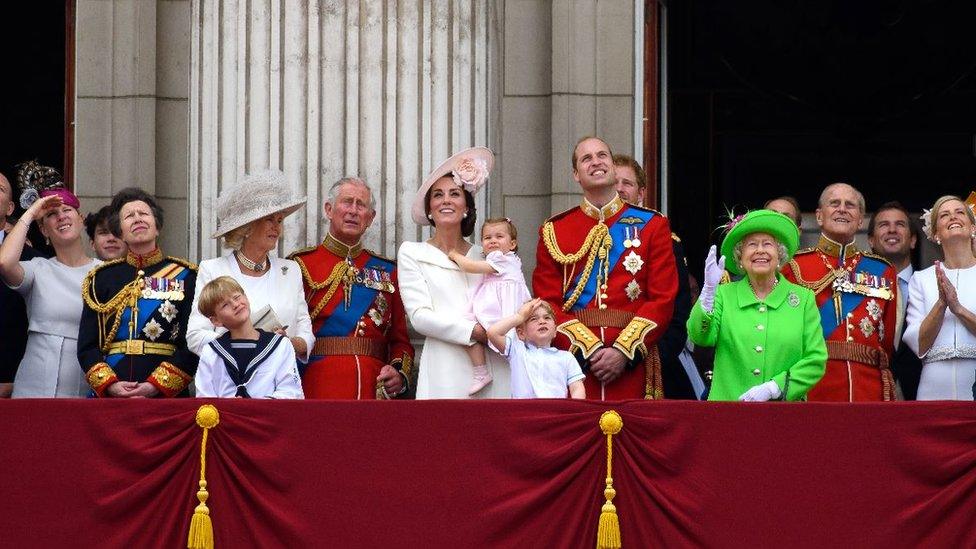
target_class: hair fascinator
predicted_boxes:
[16,160,79,210]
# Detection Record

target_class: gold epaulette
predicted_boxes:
[542,206,577,225]
[165,256,198,271]
[286,245,318,260]
[85,257,124,280]
[793,246,816,255]
[860,250,893,266]
[365,248,396,263]
[626,203,663,216]
[787,258,835,294]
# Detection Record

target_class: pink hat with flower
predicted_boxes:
[411,146,494,226]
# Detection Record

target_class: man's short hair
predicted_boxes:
[197,275,246,318]
[612,154,646,190]
[867,200,919,241]
[84,205,117,241]
[108,187,165,236]
[763,195,803,227]
[571,136,613,171]
[817,182,865,214]
[327,177,375,211]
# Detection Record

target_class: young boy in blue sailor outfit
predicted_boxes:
[487,297,586,399]
[194,276,304,399]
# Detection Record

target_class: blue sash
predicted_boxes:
[314,256,392,338]
[566,207,655,311]
[106,267,191,367]
[818,255,888,337]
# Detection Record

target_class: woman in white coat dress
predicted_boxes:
[398,147,511,399]
[903,195,976,400]
[187,170,314,362]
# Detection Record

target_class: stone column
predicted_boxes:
[189,0,499,261]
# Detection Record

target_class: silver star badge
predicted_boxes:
[623,251,645,275]
[625,279,641,301]
[143,319,164,342]
[159,300,178,323]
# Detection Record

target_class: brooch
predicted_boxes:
[623,251,645,275]
[625,279,641,301]
[787,291,800,308]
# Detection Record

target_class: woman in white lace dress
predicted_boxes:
[903,195,976,400]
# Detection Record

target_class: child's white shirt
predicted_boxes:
[493,330,584,398]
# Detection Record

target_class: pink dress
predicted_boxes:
[469,251,532,328]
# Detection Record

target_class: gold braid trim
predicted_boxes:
[81,268,145,354]
[541,221,612,311]
[294,255,354,319]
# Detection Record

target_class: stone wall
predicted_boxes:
[74,0,191,256]
[74,1,641,267]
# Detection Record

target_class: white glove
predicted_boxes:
[699,245,726,313]
[738,380,782,402]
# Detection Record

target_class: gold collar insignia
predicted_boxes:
[126,248,164,269]
[580,195,624,221]
[815,234,859,259]
[323,232,363,259]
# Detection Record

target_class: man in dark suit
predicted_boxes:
[868,201,923,400]
[0,172,39,397]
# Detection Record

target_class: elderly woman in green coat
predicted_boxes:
[688,210,827,401]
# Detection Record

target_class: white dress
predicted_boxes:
[397,241,511,399]
[8,256,100,397]
[187,253,314,360]
[903,264,976,400]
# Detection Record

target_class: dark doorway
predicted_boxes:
[666,1,976,276]
[0,2,69,197]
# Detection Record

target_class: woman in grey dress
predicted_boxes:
[0,163,99,397]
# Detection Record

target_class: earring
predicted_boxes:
[936,238,941,245]
[45,237,50,246]
[427,213,433,220]
[463,212,468,219]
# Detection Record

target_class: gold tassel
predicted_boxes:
[596,410,623,549]
[188,405,220,549]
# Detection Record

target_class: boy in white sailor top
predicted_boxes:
[194,276,304,399]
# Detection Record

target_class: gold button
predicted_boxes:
[758,306,767,313]
[752,368,761,376]
[599,304,607,310]
[755,345,763,353]
[97,372,105,379]
[847,312,853,318]
[756,324,764,331]
[162,375,170,382]
[847,336,854,342]
[600,293,608,299]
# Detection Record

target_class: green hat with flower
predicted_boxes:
[720,209,801,276]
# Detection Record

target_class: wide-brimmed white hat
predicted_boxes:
[411,146,494,226]
[213,170,307,238]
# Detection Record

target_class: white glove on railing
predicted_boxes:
[738,380,782,402]
[699,245,726,313]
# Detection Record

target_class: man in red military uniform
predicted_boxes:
[783,182,898,401]
[288,178,414,399]
[533,136,678,400]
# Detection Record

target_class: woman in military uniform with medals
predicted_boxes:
[77,188,198,397]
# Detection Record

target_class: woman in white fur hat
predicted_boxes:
[186,170,314,362]
[397,147,511,399]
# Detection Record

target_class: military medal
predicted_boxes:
[625,279,641,301]
[623,228,632,249]
[159,300,178,323]
[623,251,644,275]
[143,318,163,341]
[631,226,641,248]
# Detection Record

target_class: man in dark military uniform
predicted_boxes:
[533,137,678,401]
[288,177,414,400]
[78,188,198,397]
[782,182,898,401]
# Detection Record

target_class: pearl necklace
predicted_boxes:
[235,250,268,272]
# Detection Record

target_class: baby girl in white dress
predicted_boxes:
[448,217,531,395]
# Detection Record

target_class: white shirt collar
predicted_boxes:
[897,264,914,284]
